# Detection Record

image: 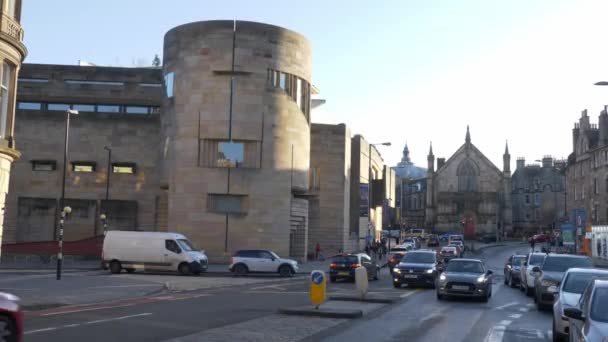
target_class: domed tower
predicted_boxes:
[161,21,312,262]
[0,0,26,255]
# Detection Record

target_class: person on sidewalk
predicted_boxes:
[530,238,536,252]
[315,242,321,260]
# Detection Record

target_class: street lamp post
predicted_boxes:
[368,141,391,250]
[57,109,78,280]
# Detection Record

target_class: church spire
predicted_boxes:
[503,140,511,173]
[504,140,509,155]
[427,141,434,173]
[465,125,471,144]
[428,141,433,157]
[401,142,411,163]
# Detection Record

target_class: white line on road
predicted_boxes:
[400,290,419,298]
[498,320,512,326]
[250,284,287,291]
[546,330,553,339]
[495,302,518,310]
[485,319,514,342]
[90,284,160,289]
[40,303,135,316]
[526,303,535,307]
[25,313,152,335]
[509,313,522,319]
[518,308,529,312]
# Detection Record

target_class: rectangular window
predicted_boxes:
[64,79,124,86]
[97,105,120,113]
[72,104,95,112]
[218,141,244,167]
[296,78,302,109]
[582,184,585,199]
[274,70,280,87]
[112,163,136,174]
[17,102,41,110]
[0,62,13,138]
[534,209,540,221]
[47,103,70,111]
[574,185,578,200]
[279,73,287,90]
[18,78,48,83]
[201,139,259,168]
[207,194,247,214]
[164,72,174,98]
[125,106,149,114]
[31,160,56,171]
[72,162,96,173]
[525,194,530,204]
[534,193,540,205]
[595,178,599,194]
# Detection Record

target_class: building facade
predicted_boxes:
[397,177,427,230]
[425,127,512,238]
[511,156,566,236]
[568,109,608,227]
[0,0,26,255]
[308,123,351,256]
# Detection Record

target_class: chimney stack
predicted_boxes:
[516,157,525,170]
[542,155,553,168]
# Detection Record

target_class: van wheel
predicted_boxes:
[279,265,293,277]
[178,263,192,276]
[109,260,122,274]
[234,264,248,276]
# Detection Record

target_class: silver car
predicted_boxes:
[436,258,493,302]
[553,268,608,341]
[564,279,608,342]
[520,252,546,296]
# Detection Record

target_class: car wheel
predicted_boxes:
[330,276,336,283]
[0,315,17,342]
[109,260,122,274]
[234,264,248,276]
[279,265,293,277]
[393,281,401,288]
[179,262,192,275]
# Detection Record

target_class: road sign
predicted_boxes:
[309,270,326,308]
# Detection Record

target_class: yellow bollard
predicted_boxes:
[309,270,326,309]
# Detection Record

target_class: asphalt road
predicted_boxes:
[22,243,553,342]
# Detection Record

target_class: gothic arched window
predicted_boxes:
[457,159,478,192]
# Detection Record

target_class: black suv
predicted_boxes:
[329,253,379,282]
[393,250,439,288]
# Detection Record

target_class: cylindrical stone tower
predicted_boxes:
[162,20,312,262]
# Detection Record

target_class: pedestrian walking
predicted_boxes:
[530,238,536,252]
[315,242,321,260]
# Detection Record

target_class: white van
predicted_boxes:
[102,231,208,275]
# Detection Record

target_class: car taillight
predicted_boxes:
[351,263,361,268]
[330,263,337,268]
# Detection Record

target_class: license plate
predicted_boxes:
[452,285,469,291]
[403,275,418,279]
[338,272,349,276]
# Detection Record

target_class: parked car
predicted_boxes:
[503,254,526,288]
[102,231,208,275]
[387,252,407,275]
[393,250,439,288]
[533,254,593,310]
[329,253,379,282]
[229,249,298,277]
[564,279,608,342]
[520,252,547,296]
[390,244,414,254]
[0,292,22,342]
[529,234,550,243]
[427,234,440,247]
[436,258,493,302]
[403,228,427,240]
[552,268,608,341]
[440,246,460,261]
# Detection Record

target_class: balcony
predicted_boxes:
[1,14,22,41]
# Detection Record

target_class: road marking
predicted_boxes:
[495,302,518,310]
[250,284,287,291]
[246,290,309,294]
[518,308,529,312]
[509,313,522,319]
[25,313,152,335]
[40,303,135,316]
[90,284,160,289]
[485,319,513,342]
[546,330,553,339]
[400,290,419,298]
[526,303,535,307]
[498,320,512,326]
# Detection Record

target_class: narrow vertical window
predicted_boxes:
[296,78,302,109]
[164,72,174,98]
[0,62,13,139]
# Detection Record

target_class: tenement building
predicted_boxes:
[0,0,26,254]
[425,127,512,238]
[511,156,566,236]
[568,108,608,226]
[4,20,317,262]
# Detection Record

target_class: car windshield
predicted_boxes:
[512,257,526,266]
[176,239,195,252]
[590,287,608,323]
[542,257,592,272]
[402,253,435,263]
[270,251,280,259]
[334,256,358,263]
[563,272,608,294]
[529,255,545,266]
[446,261,484,273]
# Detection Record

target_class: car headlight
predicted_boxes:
[426,269,434,274]
[541,280,558,287]
[439,274,447,281]
[477,275,488,283]
[393,268,401,274]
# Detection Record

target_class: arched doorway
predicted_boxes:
[461,213,476,239]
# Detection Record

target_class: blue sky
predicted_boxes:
[22,0,608,168]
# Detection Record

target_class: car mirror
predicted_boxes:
[532,266,541,273]
[563,307,584,320]
[486,270,493,275]
[271,257,276,261]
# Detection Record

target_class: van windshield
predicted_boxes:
[177,239,195,252]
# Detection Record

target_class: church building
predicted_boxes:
[425,127,512,238]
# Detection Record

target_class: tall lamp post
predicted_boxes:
[368,141,391,249]
[57,109,78,280]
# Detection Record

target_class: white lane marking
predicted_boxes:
[245,290,309,294]
[25,313,152,335]
[485,319,514,342]
[526,303,535,307]
[495,302,518,310]
[90,284,159,288]
[509,313,522,319]
[250,284,288,291]
[498,320,512,326]
[40,303,135,316]
[535,329,543,338]
[518,308,529,312]
[547,330,553,339]
[23,327,58,334]
[400,290,418,298]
